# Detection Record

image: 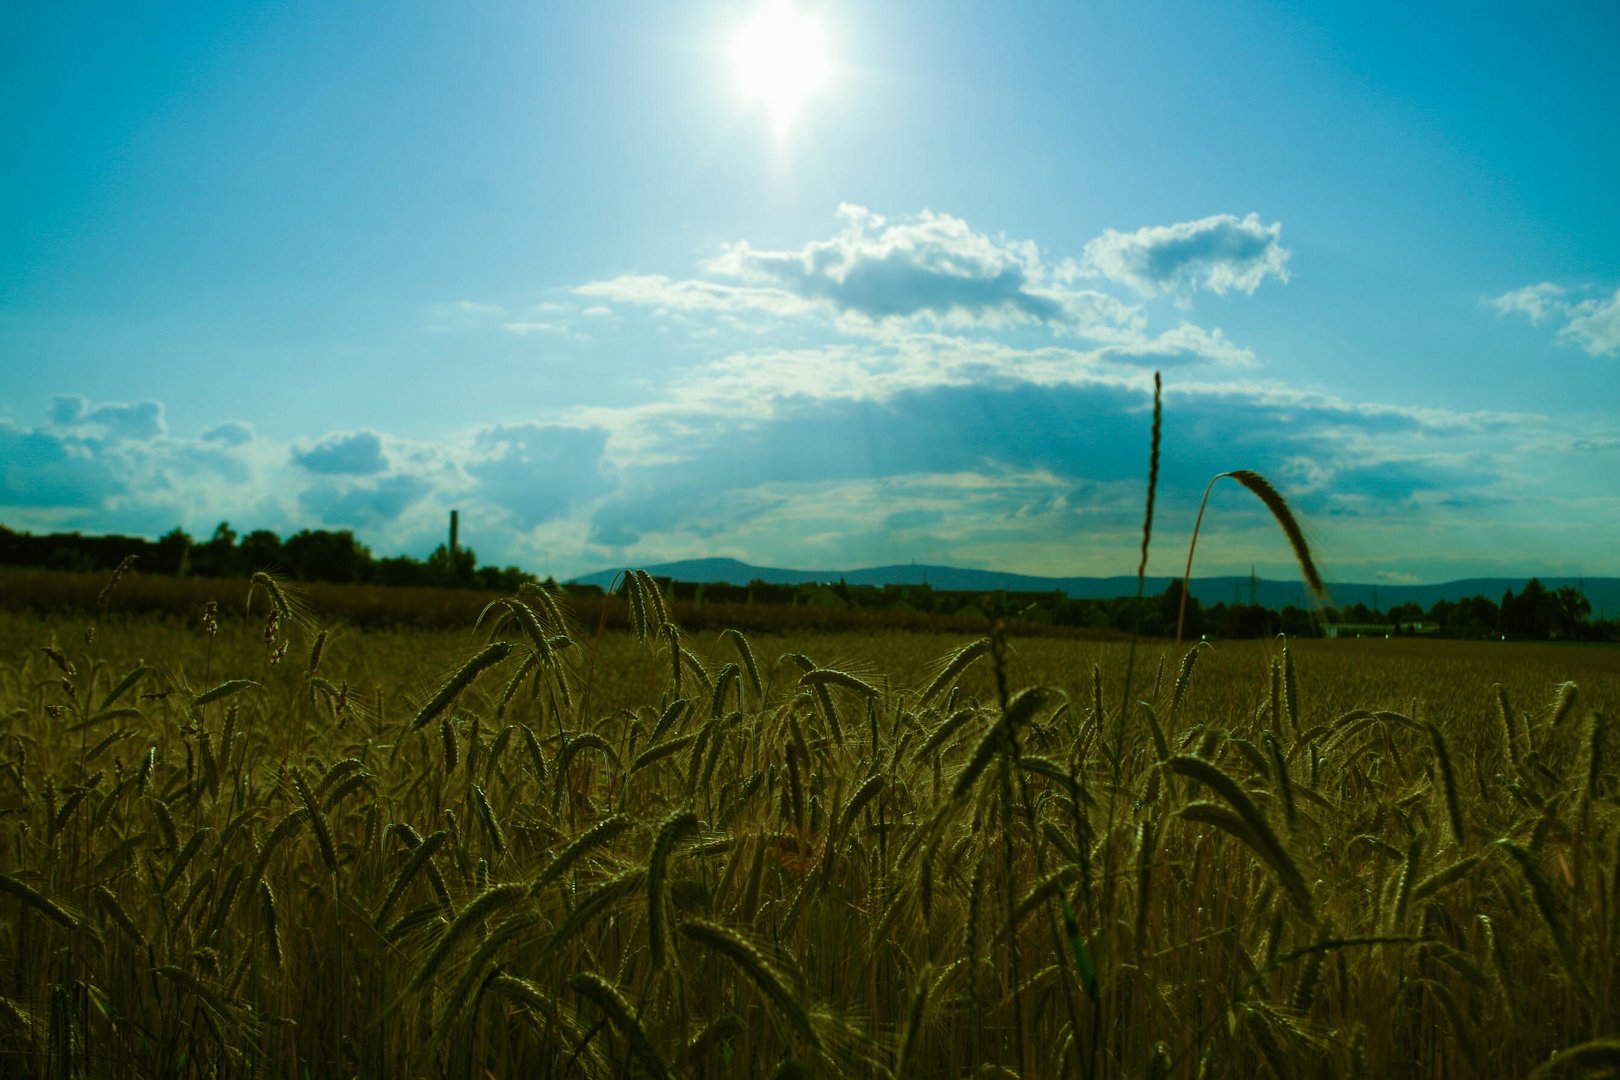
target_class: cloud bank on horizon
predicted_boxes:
[4,204,1615,585]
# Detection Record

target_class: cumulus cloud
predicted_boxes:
[579,206,1146,338]
[202,421,254,446]
[300,473,431,526]
[577,375,1537,558]
[1490,282,1620,357]
[48,395,168,441]
[50,395,88,425]
[0,421,127,508]
[293,431,387,475]
[707,204,1074,326]
[466,423,613,528]
[1560,288,1620,357]
[1083,212,1291,297]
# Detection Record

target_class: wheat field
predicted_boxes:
[1,571,1617,1078]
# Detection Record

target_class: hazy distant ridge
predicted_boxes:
[569,558,1620,615]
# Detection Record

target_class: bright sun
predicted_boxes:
[730,2,831,130]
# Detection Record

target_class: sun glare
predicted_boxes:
[730,1,831,130]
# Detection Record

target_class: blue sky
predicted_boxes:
[4,1,1618,584]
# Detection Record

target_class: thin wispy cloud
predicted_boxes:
[1490,283,1620,358]
[575,274,819,319]
[1489,282,1566,324]
[1562,289,1620,357]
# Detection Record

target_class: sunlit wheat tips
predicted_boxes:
[1496,682,1524,771]
[1548,681,1580,728]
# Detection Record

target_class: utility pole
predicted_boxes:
[450,510,459,561]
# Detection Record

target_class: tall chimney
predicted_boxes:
[450,510,459,560]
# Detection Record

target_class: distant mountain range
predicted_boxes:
[568,557,1620,616]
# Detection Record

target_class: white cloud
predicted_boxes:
[706,204,1075,326]
[1488,282,1565,324]
[422,299,507,332]
[1099,323,1259,368]
[49,394,88,426]
[292,431,388,476]
[466,423,614,528]
[575,274,819,318]
[203,421,254,446]
[47,395,168,441]
[1083,212,1291,298]
[578,207,1149,339]
[1490,282,1620,358]
[1560,288,1620,357]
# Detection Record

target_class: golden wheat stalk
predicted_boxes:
[409,882,526,992]
[678,918,820,1052]
[1169,751,1315,923]
[647,809,700,969]
[411,642,516,731]
[568,971,671,1080]
[1175,469,1327,653]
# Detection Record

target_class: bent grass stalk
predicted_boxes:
[1174,470,1328,655]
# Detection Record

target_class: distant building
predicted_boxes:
[1324,622,1431,638]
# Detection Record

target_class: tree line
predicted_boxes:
[2,523,1609,640]
[0,522,534,591]
[1322,578,1604,640]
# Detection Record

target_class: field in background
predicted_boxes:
[0,565,1097,639]
[1,580,1617,1076]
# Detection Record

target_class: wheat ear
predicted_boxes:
[1175,469,1327,653]
[678,918,820,1051]
[568,971,671,1080]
